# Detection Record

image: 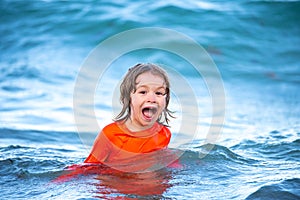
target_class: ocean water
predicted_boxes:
[1,0,300,199]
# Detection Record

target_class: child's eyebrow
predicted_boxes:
[156,86,167,90]
[136,84,166,90]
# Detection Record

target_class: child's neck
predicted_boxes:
[124,119,155,132]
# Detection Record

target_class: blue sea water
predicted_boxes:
[1,0,300,199]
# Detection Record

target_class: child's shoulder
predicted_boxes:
[160,124,171,137]
[102,122,119,132]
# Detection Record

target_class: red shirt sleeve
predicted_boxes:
[84,129,111,163]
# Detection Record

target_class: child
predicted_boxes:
[84,63,174,171]
[52,63,180,183]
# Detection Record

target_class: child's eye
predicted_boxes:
[139,91,147,94]
[155,92,165,96]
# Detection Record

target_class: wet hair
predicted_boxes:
[114,63,174,125]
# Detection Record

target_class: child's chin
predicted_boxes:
[141,118,156,126]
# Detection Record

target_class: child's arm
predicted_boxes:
[84,131,111,163]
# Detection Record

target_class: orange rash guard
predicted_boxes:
[84,121,171,164]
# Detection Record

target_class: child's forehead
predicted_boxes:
[135,72,166,87]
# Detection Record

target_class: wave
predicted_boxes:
[246,178,300,200]
[232,137,300,162]
[0,143,84,185]
[0,142,253,180]
[0,148,65,175]
[180,143,257,165]
[2,128,298,171]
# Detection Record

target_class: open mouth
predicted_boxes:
[142,107,158,120]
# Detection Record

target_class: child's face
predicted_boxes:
[128,71,167,131]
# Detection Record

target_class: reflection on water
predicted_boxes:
[93,169,173,198]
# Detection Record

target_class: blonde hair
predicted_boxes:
[114,63,174,125]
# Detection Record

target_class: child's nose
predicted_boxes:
[146,92,157,103]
